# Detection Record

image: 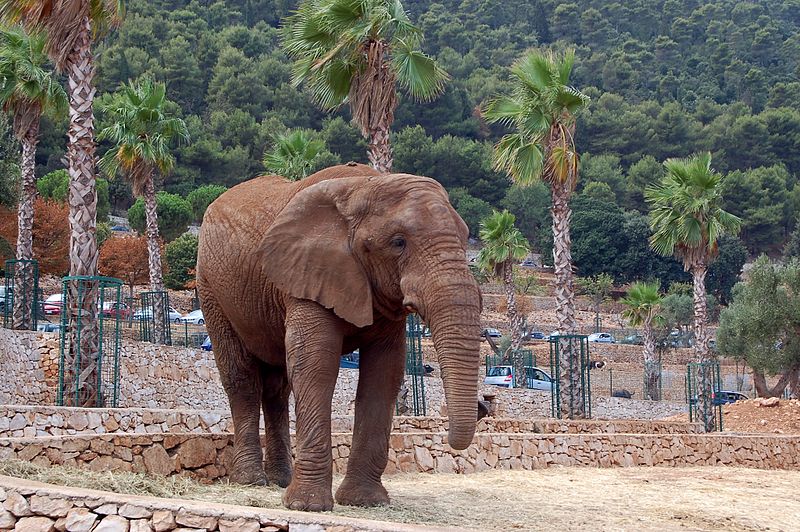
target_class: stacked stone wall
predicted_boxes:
[0,329,693,421]
[0,405,701,439]
[0,475,417,532]
[2,432,798,479]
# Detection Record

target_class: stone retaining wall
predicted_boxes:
[0,405,232,438]
[0,328,688,421]
[0,405,701,438]
[2,431,798,479]
[0,475,434,532]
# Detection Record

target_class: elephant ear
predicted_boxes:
[258,177,373,328]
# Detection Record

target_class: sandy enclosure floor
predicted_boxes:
[4,461,799,531]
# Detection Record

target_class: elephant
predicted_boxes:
[196,163,482,511]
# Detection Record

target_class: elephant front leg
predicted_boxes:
[282,301,343,512]
[336,325,405,507]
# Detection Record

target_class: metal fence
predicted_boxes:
[549,334,592,419]
[686,361,723,432]
[57,276,123,408]
[398,314,427,416]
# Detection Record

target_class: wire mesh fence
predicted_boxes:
[2,259,39,331]
[57,276,123,408]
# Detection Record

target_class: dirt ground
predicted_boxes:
[665,399,800,435]
[5,461,799,531]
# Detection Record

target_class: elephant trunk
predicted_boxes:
[422,279,482,450]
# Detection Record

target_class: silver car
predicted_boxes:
[484,365,553,390]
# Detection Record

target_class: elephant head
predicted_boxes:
[259,169,482,449]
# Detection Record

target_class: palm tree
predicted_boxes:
[646,152,741,429]
[263,130,325,181]
[1,0,123,407]
[99,77,188,344]
[621,281,663,401]
[483,49,589,417]
[0,25,66,329]
[283,0,447,173]
[477,210,530,388]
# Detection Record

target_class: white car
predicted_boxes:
[484,365,553,390]
[43,293,64,314]
[133,306,182,323]
[180,309,205,325]
[588,332,616,343]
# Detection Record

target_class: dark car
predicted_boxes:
[340,350,359,368]
[712,390,748,405]
[528,331,545,340]
[481,328,502,338]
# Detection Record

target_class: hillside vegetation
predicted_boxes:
[17,0,800,285]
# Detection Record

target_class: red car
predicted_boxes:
[102,302,131,320]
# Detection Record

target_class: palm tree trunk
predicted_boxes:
[503,261,525,388]
[551,182,583,418]
[642,315,659,400]
[691,261,715,431]
[13,121,40,330]
[368,124,392,173]
[352,40,395,174]
[64,15,100,407]
[143,175,167,345]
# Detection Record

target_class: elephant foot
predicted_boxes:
[282,481,334,512]
[229,464,268,486]
[265,462,293,488]
[335,479,390,507]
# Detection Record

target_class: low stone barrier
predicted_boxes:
[2,431,798,480]
[0,475,438,532]
[0,405,232,438]
[1,405,700,439]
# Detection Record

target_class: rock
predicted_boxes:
[176,438,216,469]
[66,412,89,431]
[758,397,780,407]
[118,505,151,519]
[129,519,153,532]
[29,496,72,517]
[9,413,27,431]
[175,509,218,530]
[94,515,130,532]
[289,525,325,532]
[14,516,56,532]
[94,504,118,515]
[150,510,176,532]
[0,508,17,528]
[4,491,33,516]
[219,517,260,532]
[0,487,5,501]
[413,446,434,471]
[142,445,174,476]
[64,508,97,532]
[54,517,67,531]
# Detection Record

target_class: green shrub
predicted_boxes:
[164,233,198,289]
[127,192,193,242]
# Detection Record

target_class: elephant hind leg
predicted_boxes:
[261,363,292,487]
[204,303,267,486]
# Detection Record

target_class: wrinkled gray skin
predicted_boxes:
[197,164,482,511]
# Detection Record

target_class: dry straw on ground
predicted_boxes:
[2,460,799,531]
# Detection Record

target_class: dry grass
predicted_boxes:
[2,460,799,531]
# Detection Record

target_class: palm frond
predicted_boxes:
[391,40,448,101]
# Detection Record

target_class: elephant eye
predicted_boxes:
[391,236,406,249]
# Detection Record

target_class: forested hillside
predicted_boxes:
[18,0,800,286]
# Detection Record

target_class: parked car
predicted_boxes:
[0,285,8,311]
[36,321,61,333]
[520,259,537,267]
[481,328,502,338]
[544,331,560,341]
[528,331,545,340]
[180,309,205,325]
[43,293,64,314]
[621,334,644,345]
[110,225,130,232]
[340,350,359,368]
[588,332,616,343]
[102,301,131,319]
[200,335,212,351]
[484,365,553,390]
[712,390,748,405]
[133,307,182,322]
